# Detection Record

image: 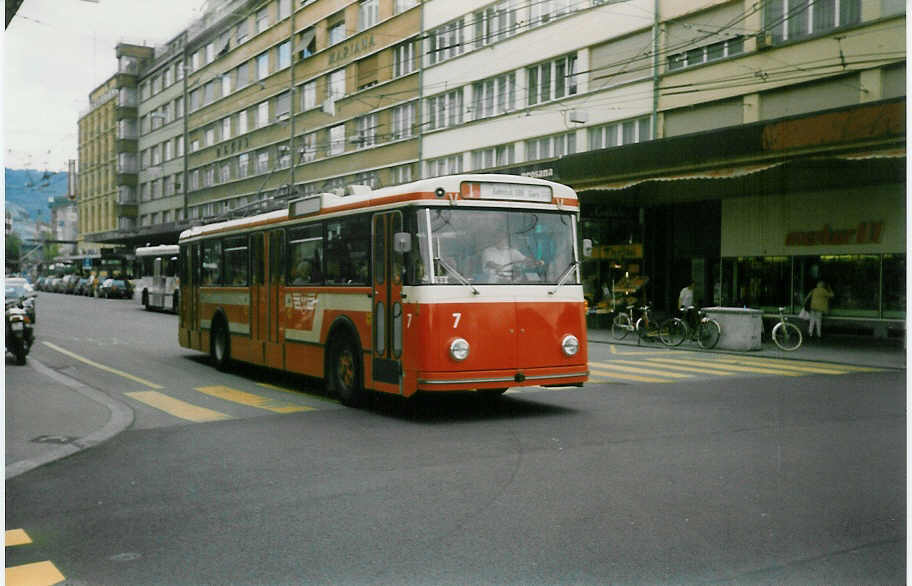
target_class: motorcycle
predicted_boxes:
[6,296,34,365]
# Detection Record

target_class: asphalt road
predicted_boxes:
[6,292,906,584]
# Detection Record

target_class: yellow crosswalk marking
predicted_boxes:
[607,359,735,376]
[6,561,65,586]
[6,530,65,586]
[589,361,692,378]
[5,529,32,547]
[714,357,849,375]
[609,345,679,356]
[644,357,802,376]
[196,386,315,413]
[590,369,672,383]
[126,391,232,422]
[715,355,880,373]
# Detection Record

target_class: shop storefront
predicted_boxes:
[719,184,905,335]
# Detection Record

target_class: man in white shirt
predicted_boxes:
[482,233,537,282]
[678,279,696,328]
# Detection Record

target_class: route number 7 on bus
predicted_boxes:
[178,174,589,406]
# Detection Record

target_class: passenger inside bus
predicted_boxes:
[482,231,543,283]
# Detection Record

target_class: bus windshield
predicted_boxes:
[416,208,577,285]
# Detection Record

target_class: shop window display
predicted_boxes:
[723,256,790,311]
[795,255,880,317]
[882,254,905,319]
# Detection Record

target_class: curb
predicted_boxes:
[6,358,135,480]
[587,336,906,370]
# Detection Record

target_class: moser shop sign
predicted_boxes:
[785,221,883,246]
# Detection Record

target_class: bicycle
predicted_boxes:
[771,306,803,351]
[610,304,638,340]
[660,307,721,349]
[634,304,661,343]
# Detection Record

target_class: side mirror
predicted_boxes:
[582,238,593,258]
[393,232,412,254]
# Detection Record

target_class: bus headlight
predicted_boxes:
[449,338,470,361]
[561,334,579,356]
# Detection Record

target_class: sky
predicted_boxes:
[3,0,210,172]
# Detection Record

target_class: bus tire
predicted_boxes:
[211,319,231,371]
[328,335,363,407]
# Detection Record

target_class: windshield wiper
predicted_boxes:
[435,256,479,295]
[548,261,578,295]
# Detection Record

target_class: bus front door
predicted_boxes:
[249,230,285,369]
[371,212,404,393]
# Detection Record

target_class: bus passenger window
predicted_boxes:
[325,216,370,285]
[287,225,323,285]
[201,240,222,285]
[223,236,248,286]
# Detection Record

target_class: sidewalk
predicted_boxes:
[588,328,907,370]
[6,356,133,480]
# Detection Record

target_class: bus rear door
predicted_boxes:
[249,230,285,368]
[371,212,404,393]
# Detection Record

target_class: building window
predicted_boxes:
[257,101,269,127]
[222,117,231,141]
[278,0,291,20]
[391,163,412,184]
[525,132,576,161]
[276,91,291,119]
[425,89,463,131]
[329,125,345,155]
[205,42,215,64]
[239,110,248,134]
[299,133,317,162]
[588,115,651,149]
[221,162,231,183]
[394,0,418,13]
[472,143,515,170]
[298,28,316,60]
[205,127,216,146]
[329,69,345,100]
[236,61,249,88]
[472,72,515,120]
[390,102,416,140]
[427,18,464,65]
[473,1,518,49]
[527,53,577,105]
[667,36,744,71]
[328,21,346,46]
[204,80,216,104]
[255,6,270,34]
[238,153,249,178]
[278,41,291,69]
[531,0,574,27]
[355,170,379,188]
[222,73,232,96]
[354,113,377,148]
[257,150,269,174]
[189,89,200,111]
[236,19,249,44]
[425,154,463,178]
[300,80,316,110]
[764,0,860,43]
[393,39,415,77]
[358,0,378,31]
[256,51,270,80]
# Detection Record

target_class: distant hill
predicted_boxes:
[5,168,67,241]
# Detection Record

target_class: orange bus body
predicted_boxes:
[178,175,588,402]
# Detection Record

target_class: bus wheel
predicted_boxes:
[329,336,362,407]
[211,322,231,371]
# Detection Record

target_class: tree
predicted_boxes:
[5,231,22,271]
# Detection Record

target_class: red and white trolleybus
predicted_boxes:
[178,174,588,405]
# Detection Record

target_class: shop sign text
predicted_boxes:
[328,35,375,66]
[785,222,883,246]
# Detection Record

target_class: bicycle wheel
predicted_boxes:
[636,318,658,342]
[611,312,631,340]
[772,321,802,351]
[697,319,721,349]
[659,318,687,346]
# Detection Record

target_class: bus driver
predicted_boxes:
[482,232,542,282]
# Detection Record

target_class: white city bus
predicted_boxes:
[135,244,180,312]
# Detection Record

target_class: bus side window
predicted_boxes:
[201,239,222,286]
[287,224,324,286]
[223,236,249,286]
[325,215,370,285]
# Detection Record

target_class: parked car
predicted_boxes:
[99,278,133,299]
[73,278,90,296]
[63,275,81,294]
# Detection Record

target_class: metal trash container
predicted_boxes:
[703,307,763,351]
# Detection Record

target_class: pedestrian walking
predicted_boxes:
[804,281,834,339]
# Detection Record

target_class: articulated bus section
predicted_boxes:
[179,175,589,405]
